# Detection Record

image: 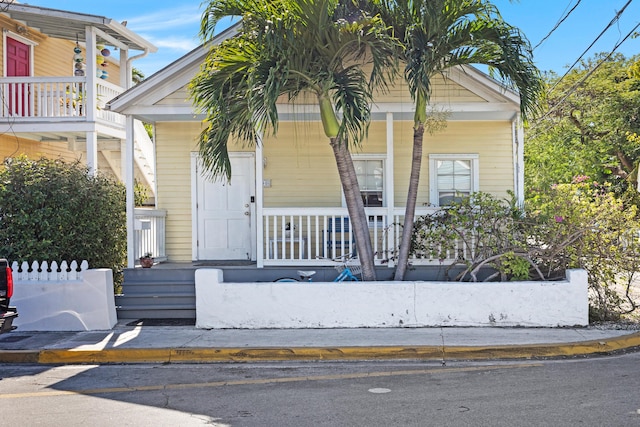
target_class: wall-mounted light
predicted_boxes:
[16,25,28,35]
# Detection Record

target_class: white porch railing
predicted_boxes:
[96,79,125,126]
[0,76,124,126]
[134,208,167,262]
[263,208,391,265]
[128,206,477,267]
[262,207,471,266]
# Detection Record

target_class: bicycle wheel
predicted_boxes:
[274,277,299,282]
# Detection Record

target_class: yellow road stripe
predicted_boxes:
[0,363,541,400]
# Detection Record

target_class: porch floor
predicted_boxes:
[133,261,462,282]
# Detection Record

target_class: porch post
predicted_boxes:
[85,26,98,175]
[119,48,130,89]
[386,111,395,267]
[125,115,136,268]
[85,131,98,177]
[512,115,525,208]
[256,134,265,268]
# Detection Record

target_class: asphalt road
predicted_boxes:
[1,353,639,426]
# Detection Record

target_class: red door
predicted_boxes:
[6,37,31,116]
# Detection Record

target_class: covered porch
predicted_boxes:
[133,206,466,268]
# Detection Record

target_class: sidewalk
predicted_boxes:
[1,321,639,364]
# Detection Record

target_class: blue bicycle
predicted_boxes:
[275,259,361,282]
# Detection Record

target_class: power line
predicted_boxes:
[533,0,582,51]
[547,0,634,95]
[533,18,640,126]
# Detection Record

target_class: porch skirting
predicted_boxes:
[195,269,588,329]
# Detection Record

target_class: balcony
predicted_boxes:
[0,76,125,131]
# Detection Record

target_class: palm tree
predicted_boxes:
[190,0,398,280]
[371,0,544,280]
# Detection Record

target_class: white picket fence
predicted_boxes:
[10,260,89,282]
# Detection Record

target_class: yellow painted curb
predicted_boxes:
[0,350,40,364]
[37,348,173,364]
[1,332,639,364]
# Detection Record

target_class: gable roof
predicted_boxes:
[1,3,156,52]
[107,24,239,122]
[108,22,522,122]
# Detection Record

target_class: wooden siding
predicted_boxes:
[156,123,255,261]
[262,119,513,208]
[0,16,122,84]
[262,120,389,207]
[155,87,190,105]
[155,122,200,261]
[155,120,513,262]
[0,134,127,181]
[0,134,81,162]
[393,120,514,206]
[373,72,486,104]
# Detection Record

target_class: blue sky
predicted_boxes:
[23,0,640,78]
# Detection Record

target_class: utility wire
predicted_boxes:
[533,0,582,51]
[534,18,640,126]
[547,0,633,95]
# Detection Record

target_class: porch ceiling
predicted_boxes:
[12,130,122,147]
[0,3,155,52]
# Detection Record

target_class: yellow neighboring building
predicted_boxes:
[0,3,156,193]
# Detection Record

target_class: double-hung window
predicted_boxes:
[351,156,385,207]
[429,154,479,206]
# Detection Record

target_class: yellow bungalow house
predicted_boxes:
[0,4,157,202]
[109,25,525,270]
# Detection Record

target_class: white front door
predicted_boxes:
[194,153,255,260]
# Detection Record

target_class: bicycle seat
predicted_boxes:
[297,270,316,279]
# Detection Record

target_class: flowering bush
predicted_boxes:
[409,182,640,321]
[527,180,640,320]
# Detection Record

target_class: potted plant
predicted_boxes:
[139,252,154,268]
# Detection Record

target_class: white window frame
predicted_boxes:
[343,154,386,207]
[429,154,479,206]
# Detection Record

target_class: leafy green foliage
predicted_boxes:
[411,192,530,282]
[192,0,398,180]
[369,0,544,280]
[409,188,640,321]
[0,156,126,280]
[527,180,640,321]
[526,53,640,196]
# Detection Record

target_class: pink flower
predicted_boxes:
[554,215,564,223]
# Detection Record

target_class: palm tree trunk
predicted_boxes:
[330,137,377,281]
[394,123,425,280]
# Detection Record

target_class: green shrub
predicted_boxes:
[0,156,126,281]
[410,192,530,282]
[409,186,640,321]
[527,180,640,321]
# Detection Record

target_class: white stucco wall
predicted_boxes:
[12,269,117,331]
[195,269,588,328]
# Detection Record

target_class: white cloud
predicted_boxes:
[125,6,202,33]
[149,36,199,52]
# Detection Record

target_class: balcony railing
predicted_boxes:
[0,76,124,126]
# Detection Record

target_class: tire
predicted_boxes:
[274,278,299,282]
